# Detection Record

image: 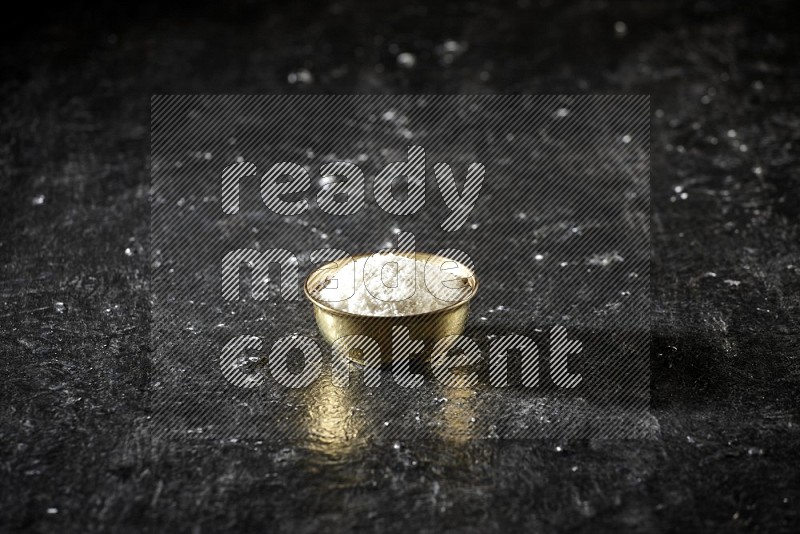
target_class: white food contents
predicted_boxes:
[316,253,472,316]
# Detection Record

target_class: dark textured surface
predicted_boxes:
[1,0,799,532]
[149,94,652,442]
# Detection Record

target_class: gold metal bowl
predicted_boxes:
[303,251,479,365]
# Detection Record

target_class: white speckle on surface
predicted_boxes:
[674,185,684,193]
[47,508,58,514]
[516,212,527,220]
[382,109,397,122]
[437,39,466,65]
[587,252,624,267]
[752,166,763,176]
[560,261,568,267]
[32,194,46,206]
[287,69,313,84]
[396,52,416,68]
[392,442,401,450]
[184,322,200,335]
[470,223,479,230]
[724,279,742,287]
[753,80,764,91]
[555,445,563,452]
[124,247,134,256]
[555,107,569,118]
[621,134,632,144]
[727,129,737,138]
[739,144,748,153]
[534,253,544,261]
[613,20,628,37]
[680,192,689,200]
[442,39,462,53]
[54,302,65,313]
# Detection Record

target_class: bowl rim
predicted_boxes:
[303,251,480,319]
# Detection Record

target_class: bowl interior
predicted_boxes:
[303,251,479,319]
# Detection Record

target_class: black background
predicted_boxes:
[1,0,799,532]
